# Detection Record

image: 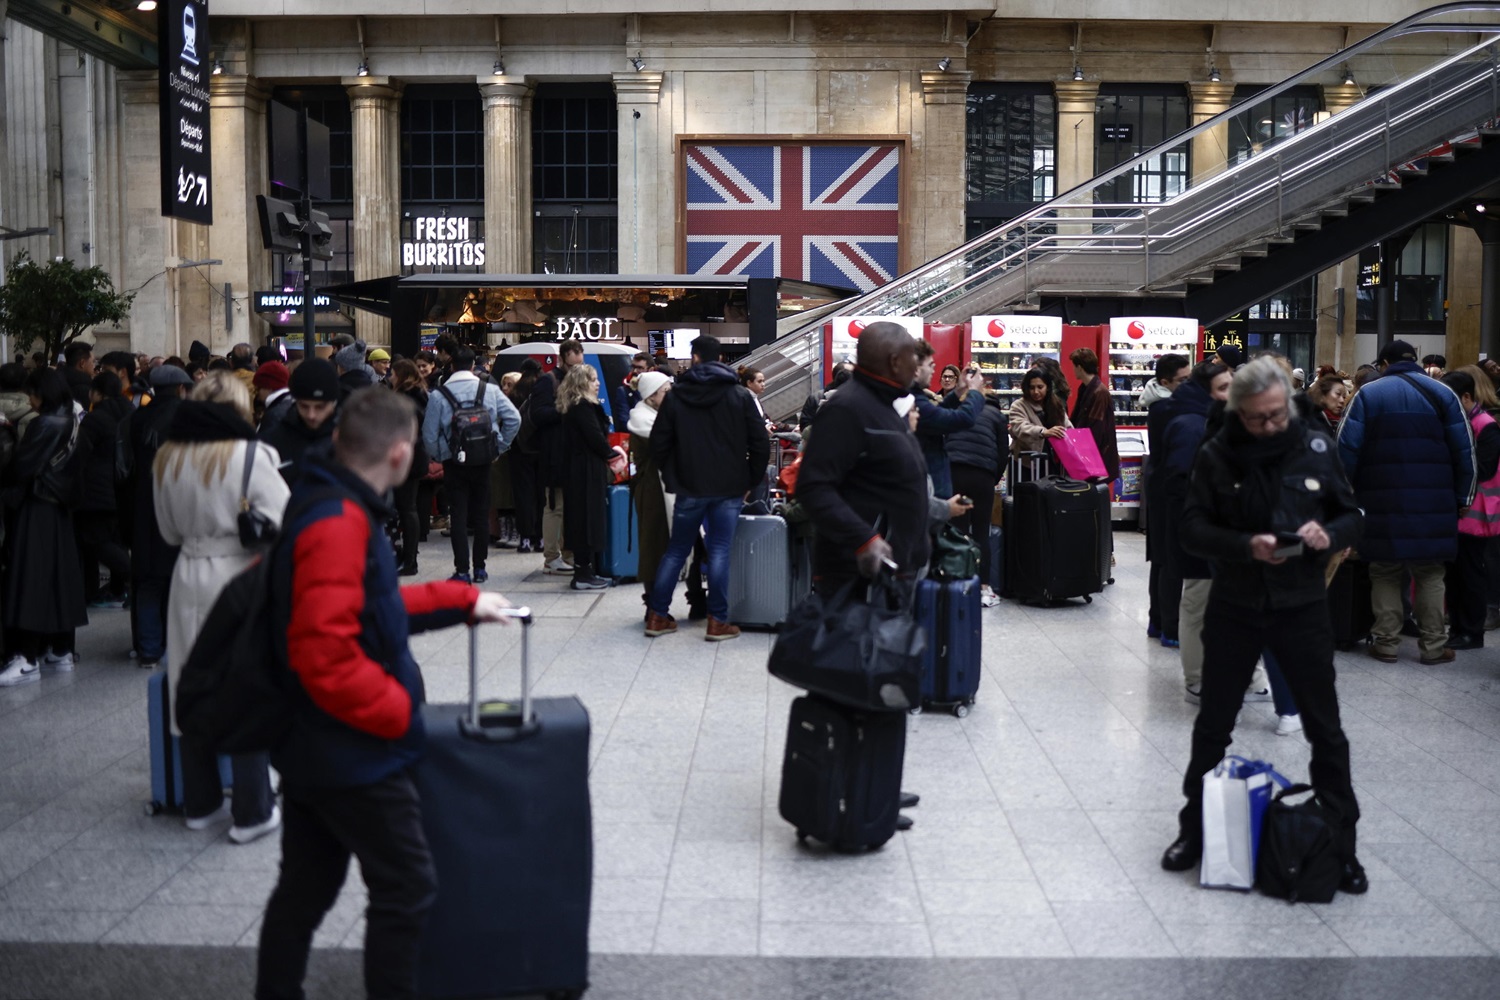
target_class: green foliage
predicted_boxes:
[0,251,135,362]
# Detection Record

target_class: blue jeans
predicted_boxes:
[649,495,741,622]
[1261,648,1299,717]
[132,574,170,661]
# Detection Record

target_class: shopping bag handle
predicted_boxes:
[1217,755,1293,789]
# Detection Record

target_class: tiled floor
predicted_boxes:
[2,530,1499,997]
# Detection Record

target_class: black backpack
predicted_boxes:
[437,375,497,466]
[174,488,344,754]
[1256,784,1344,903]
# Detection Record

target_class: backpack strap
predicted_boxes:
[1397,373,1452,425]
[239,441,257,514]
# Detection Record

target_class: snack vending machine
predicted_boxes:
[825,316,966,393]
[1105,317,1202,427]
[969,315,1066,407]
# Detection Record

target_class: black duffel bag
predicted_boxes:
[1256,784,1344,903]
[768,572,926,712]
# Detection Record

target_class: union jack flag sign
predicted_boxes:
[683,142,901,292]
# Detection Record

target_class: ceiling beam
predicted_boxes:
[7,0,158,70]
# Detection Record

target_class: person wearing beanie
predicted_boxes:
[333,344,374,400]
[260,358,339,483]
[627,370,674,612]
[188,340,212,367]
[1214,344,1246,370]
[253,361,294,434]
[367,348,392,384]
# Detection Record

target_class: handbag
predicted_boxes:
[607,447,630,484]
[236,441,279,549]
[1256,784,1344,903]
[930,524,981,581]
[767,572,927,712]
[1051,428,1108,481]
[1200,756,1290,890]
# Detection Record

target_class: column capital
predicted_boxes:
[613,72,664,105]
[344,78,404,106]
[478,80,532,107]
[920,70,972,105]
[211,74,271,111]
[1188,81,1236,115]
[118,69,160,105]
[1322,84,1360,115]
[1053,79,1100,114]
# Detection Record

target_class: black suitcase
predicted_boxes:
[778,694,906,852]
[1006,475,1108,604]
[414,614,592,1000]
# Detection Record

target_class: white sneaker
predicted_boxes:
[1276,713,1303,737]
[0,655,39,687]
[543,557,575,575]
[1244,686,1273,703]
[183,800,231,831]
[42,650,76,672]
[1184,683,1202,704]
[229,804,282,845]
[980,585,1000,608]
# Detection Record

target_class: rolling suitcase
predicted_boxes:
[727,514,798,627]
[914,576,982,716]
[600,482,638,580]
[779,694,906,852]
[146,671,231,815]
[1007,475,1108,604]
[415,613,592,1000]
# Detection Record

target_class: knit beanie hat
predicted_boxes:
[289,358,339,401]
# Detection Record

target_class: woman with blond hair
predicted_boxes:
[557,363,623,591]
[154,371,290,843]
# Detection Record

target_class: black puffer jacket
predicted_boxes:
[650,361,770,497]
[77,396,132,512]
[261,408,335,485]
[946,393,1010,477]
[1180,414,1362,611]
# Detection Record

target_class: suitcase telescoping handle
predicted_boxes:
[461,607,537,743]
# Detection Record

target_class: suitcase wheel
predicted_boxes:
[909,705,923,717]
[952,703,971,719]
[145,801,164,817]
[1084,595,1093,604]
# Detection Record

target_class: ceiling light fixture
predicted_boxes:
[631,52,645,72]
[137,1,158,10]
[357,60,370,77]
[1342,67,1355,86]
[1072,65,1084,81]
[1208,66,1221,82]
[212,58,224,76]
[1478,203,1488,213]
[493,58,505,76]
[937,56,951,72]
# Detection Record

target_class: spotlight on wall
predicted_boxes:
[357,60,370,78]
[1208,65,1221,82]
[1072,65,1084,81]
[493,57,505,76]
[1342,67,1355,86]
[631,52,646,72]
[212,58,224,76]
[937,56,952,72]
[136,1,158,10]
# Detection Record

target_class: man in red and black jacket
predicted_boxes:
[255,388,513,1000]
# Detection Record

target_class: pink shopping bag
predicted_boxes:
[1051,428,1108,480]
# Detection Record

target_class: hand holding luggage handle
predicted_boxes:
[462,606,537,742]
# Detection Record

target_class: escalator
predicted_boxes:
[746,3,1500,419]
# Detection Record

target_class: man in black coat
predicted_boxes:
[1162,357,1368,895]
[261,359,339,485]
[117,364,192,667]
[528,339,585,574]
[644,335,770,641]
[62,342,96,408]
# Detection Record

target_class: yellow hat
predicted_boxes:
[367,348,391,362]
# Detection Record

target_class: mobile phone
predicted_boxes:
[1272,531,1303,559]
[957,495,974,507]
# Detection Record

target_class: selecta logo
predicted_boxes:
[848,320,866,338]
[1127,320,1148,340]
[988,319,1007,340]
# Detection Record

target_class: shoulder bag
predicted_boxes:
[237,441,279,549]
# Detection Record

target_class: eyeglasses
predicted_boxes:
[1239,405,1289,427]
[940,373,958,382]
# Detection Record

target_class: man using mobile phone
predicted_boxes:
[1162,356,1370,896]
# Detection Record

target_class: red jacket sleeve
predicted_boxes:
[402,579,479,633]
[286,501,413,741]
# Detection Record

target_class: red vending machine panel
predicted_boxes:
[924,323,969,393]
[1060,324,1110,404]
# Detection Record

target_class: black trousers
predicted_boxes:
[393,476,420,570]
[950,464,998,588]
[1447,533,1488,640]
[511,453,542,542]
[442,461,491,575]
[179,734,275,827]
[1154,541,1185,642]
[1178,595,1359,860]
[256,770,438,1000]
[76,512,130,601]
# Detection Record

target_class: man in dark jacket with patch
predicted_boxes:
[1336,339,1476,664]
[644,335,771,642]
[256,388,513,1000]
[1163,357,1367,895]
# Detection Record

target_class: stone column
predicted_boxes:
[614,72,664,273]
[915,70,971,264]
[118,70,177,359]
[1187,81,1236,184]
[210,73,272,350]
[1053,80,1100,239]
[1312,84,1365,367]
[479,79,532,274]
[346,77,402,346]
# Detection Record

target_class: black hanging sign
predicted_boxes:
[158,0,213,224]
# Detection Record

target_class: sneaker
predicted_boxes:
[398,564,419,577]
[517,539,534,554]
[706,616,741,642]
[1244,686,1272,702]
[1160,637,1180,649]
[0,655,39,687]
[183,800,231,831]
[450,572,472,584]
[980,587,1000,609]
[570,576,611,591]
[42,650,76,672]
[473,569,489,584]
[138,659,160,670]
[229,804,282,845]
[1184,683,1202,704]
[543,557,575,575]
[644,611,678,637]
[1146,622,1161,639]
[1275,713,1303,737]
[88,596,127,610]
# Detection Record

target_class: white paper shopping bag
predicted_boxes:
[1200,757,1285,890]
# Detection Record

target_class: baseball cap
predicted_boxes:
[1378,339,1419,365]
[149,364,193,388]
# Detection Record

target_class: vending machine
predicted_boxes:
[1105,316,1202,521]
[825,316,966,393]
[970,314,1064,408]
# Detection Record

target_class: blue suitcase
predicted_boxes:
[415,615,592,1000]
[600,482,638,580]
[146,671,231,815]
[914,576,982,716]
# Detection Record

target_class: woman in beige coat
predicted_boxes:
[154,371,289,843]
[1007,367,1072,455]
